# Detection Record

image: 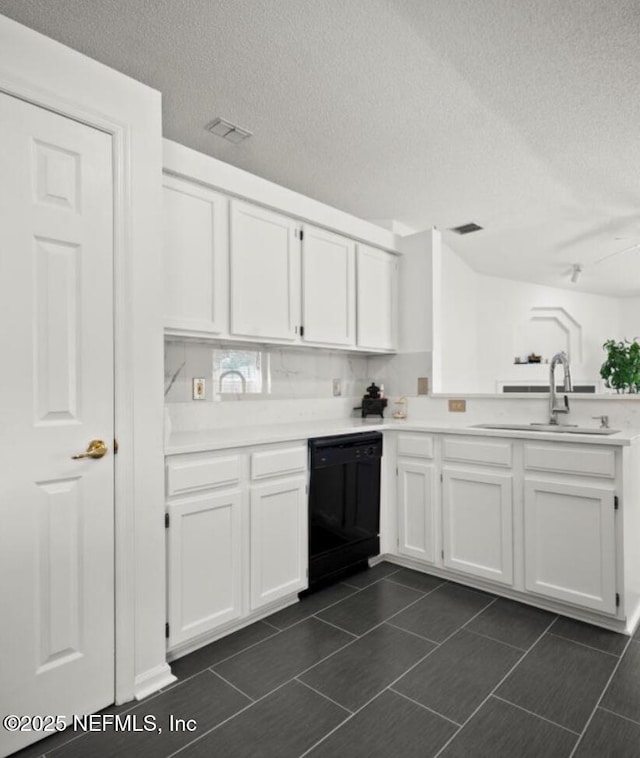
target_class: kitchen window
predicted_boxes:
[213,348,269,396]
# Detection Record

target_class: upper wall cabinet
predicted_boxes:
[229,201,301,342]
[163,174,228,337]
[301,225,356,347]
[357,244,398,351]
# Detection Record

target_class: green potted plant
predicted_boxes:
[600,338,640,393]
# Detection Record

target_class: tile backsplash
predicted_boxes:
[165,339,372,403]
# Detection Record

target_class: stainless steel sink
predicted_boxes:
[472,423,620,435]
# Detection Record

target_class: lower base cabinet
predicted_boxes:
[442,467,514,586]
[250,476,307,611]
[391,432,633,628]
[397,459,437,564]
[524,477,617,614]
[166,441,307,654]
[166,490,242,648]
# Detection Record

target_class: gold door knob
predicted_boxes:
[72,440,108,460]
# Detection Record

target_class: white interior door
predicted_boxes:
[0,93,115,756]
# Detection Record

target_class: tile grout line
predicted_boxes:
[547,630,625,659]
[260,618,282,631]
[39,682,172,757]
[491,694,581,735]
[295,678,353,714]
[462,626,530,653]
[288,589,479,758]
[598,704,640,728]
[568,635,635,757]
[431,613,560,758]
[267,584,363,632]
[166,614,381,757]
[208,668,255,702]
[383,576,448,595]
[385,620,441,645]
[300,592,504,757]
[164,627,282,690]
[389,687,463,727]
[310,615,361,638]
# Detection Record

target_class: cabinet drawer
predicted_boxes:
[167,454,242,496]
[443,436,512,468]
[397,433,434,459]
[251,444,307,480]
[524,444,615,478]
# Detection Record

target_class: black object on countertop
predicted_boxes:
[353,382,388,418]
[305,432,382,593]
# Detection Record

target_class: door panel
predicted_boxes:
[442,467,513,585]
[250,478,307,610]
[167,491,243,648]
[302,225,355,346]
[163,176,228,335]
[524,478,616,614]
[356,244,397,351]
[229,201,300,341]
[397,459,436,563]
[0,93,114,756]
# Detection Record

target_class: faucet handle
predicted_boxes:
[592,415,609,429]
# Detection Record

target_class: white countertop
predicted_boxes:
[166,418,640,455]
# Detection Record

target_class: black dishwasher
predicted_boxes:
[306,432,383,592]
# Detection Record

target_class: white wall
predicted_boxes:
[436,245,628,393]
[436,240,479,392]
[620,297,640,340]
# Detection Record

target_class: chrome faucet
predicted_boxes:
[548,351,572,424]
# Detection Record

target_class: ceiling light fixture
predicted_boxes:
[207,117,252,144]
[570,263,583,283]
[449,222,483,235]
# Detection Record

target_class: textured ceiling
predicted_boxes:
[2,0,639,296]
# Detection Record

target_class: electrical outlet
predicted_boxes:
[192,377,206,400]
[417,377,429,395]
[332,378,342,397]
[448,399,466,412]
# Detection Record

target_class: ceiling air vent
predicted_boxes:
[449,222,483,235]
[207,117,252,144]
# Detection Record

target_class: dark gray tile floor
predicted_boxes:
[11,562,640,758]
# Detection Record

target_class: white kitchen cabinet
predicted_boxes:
[523,441,618,615]
[165,441,308,656]
[229,200,301,341]
[166,489,242,648]
[397,459,437,564]
[250,476,308,610]
[356,244,397,351]
[162,174,229,336]
[301,224,356,346]
[442,467,514,586]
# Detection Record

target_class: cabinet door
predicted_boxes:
[356,244,397,351]
[524,478,616,614]
[301,225,355,346]
[442,467,513,585]
[250,477,307,610]
[163,175,228,335]
[397,459,437,564]
[166,490,242,649]
[229,200,300,341]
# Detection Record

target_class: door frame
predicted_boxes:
[0,16,167,705]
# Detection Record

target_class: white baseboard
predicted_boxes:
[134,663,177,701]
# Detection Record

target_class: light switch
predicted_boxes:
[192,377,206,400]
